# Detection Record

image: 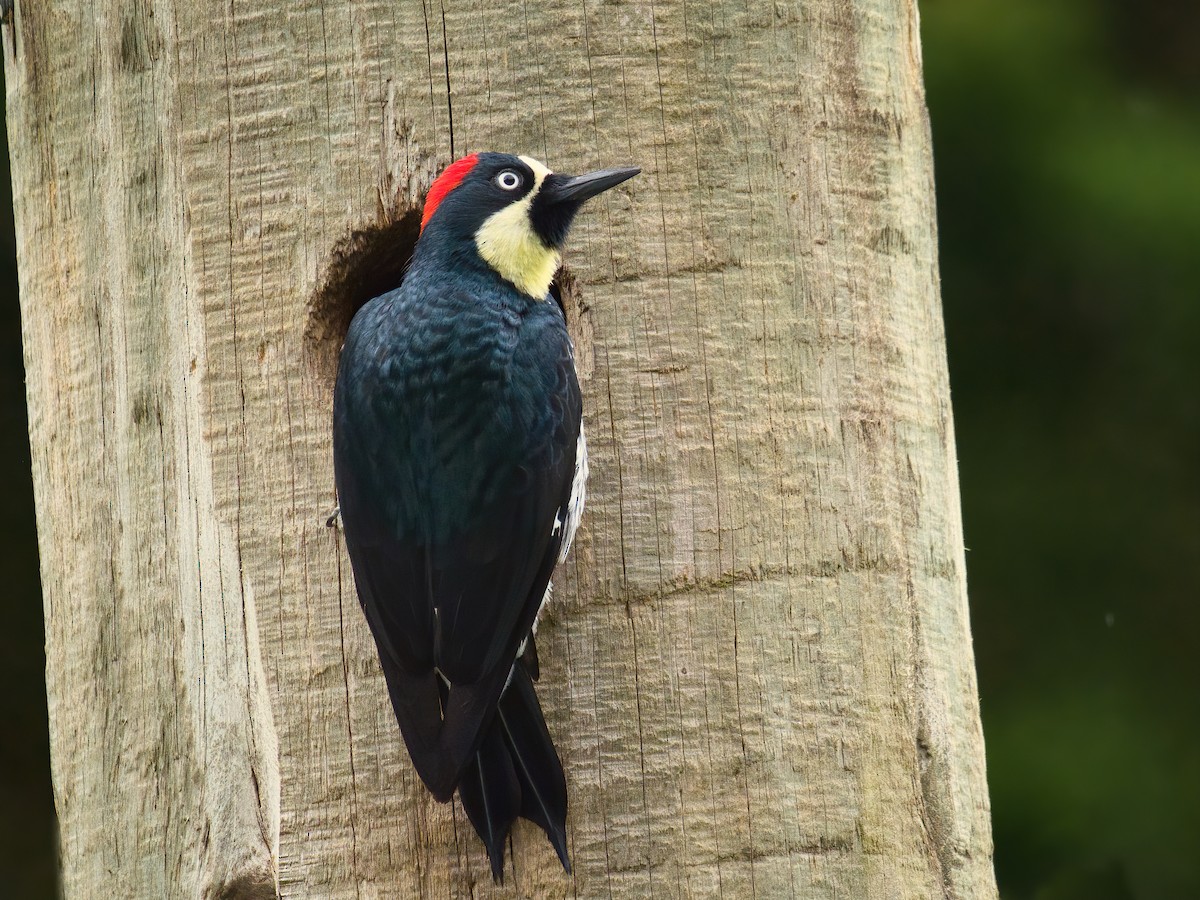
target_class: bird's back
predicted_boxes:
[332,272,580,786]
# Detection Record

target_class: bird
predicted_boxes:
[332,152,638,880]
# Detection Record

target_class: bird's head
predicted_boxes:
[416,152,640,299]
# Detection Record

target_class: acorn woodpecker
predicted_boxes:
[332,152,638,878]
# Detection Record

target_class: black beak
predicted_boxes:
[532,166,640,248]
[539,166,641,206]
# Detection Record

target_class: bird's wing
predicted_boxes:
[333,294,581,800]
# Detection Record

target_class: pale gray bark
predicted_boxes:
[5,0,996,897]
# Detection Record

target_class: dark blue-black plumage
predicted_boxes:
[333,153,635,879]
[333,256,579,855]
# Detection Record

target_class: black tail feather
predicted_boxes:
[456,659,570,879]
[497,662,571,872]
[457,724,520,881]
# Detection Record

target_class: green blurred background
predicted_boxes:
[922,0,1200,896]
[2,0,1197,896]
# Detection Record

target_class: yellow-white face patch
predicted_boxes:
[474,155,560,300]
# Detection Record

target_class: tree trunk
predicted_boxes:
[4,0,996,897]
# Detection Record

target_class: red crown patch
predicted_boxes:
[420,154,481,232]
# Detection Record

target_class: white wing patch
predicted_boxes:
[558,427,588,563]
[531,426,588,634]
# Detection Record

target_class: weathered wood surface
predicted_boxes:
[5,0,996,896]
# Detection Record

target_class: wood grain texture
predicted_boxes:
[5,0,996,896]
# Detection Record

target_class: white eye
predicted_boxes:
[495,170,522,191]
